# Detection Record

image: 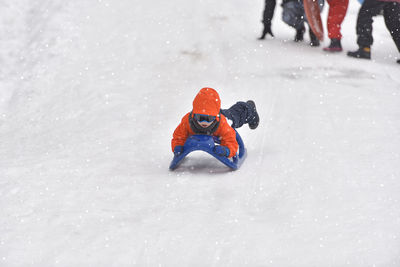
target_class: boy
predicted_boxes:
[171,87,259,158]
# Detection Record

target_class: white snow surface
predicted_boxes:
[1,0,400,266]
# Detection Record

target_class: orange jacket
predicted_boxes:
[171,88,238,158]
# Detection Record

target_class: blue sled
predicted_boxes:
[169,131,247,171]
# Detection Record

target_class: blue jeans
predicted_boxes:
[221,102,255,128]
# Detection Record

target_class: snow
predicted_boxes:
[1,0,400,266]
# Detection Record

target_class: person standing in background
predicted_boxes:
[347,0,400,64]
[259,0,276,39]
[323,0,349,52]
[259,0,324,47]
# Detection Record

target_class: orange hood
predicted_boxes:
[192,87,221,116]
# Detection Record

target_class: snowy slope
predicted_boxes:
[1,0,400,266]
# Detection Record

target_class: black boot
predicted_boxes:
[309,30,320,47]
[259,23,274,40]
[397,59,400,64]
[294,26,305,42]
[347,47,371,59]
[246,100,259,130]
[323,38,342,52]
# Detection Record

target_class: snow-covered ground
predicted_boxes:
[1,0,399,266]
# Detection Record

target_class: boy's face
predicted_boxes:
[193,113,216,128]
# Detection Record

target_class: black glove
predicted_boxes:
[173,146,184,156]
[259,23,274,40]
[214,145,230,157]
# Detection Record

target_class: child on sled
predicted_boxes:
[171,87,259,158]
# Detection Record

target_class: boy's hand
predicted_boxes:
[212,136,221,144]
[214,145,230,157]
[173,146,184,156]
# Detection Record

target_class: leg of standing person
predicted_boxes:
[260,0,277,39]
[347,0,384,59]
[282,1,306,42]
[308,0,325,47]
[323,0,349,52]
[382,1,400,63]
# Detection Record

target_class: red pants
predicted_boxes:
[327,0,349,39]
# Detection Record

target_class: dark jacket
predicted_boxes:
[262,0,303,26]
